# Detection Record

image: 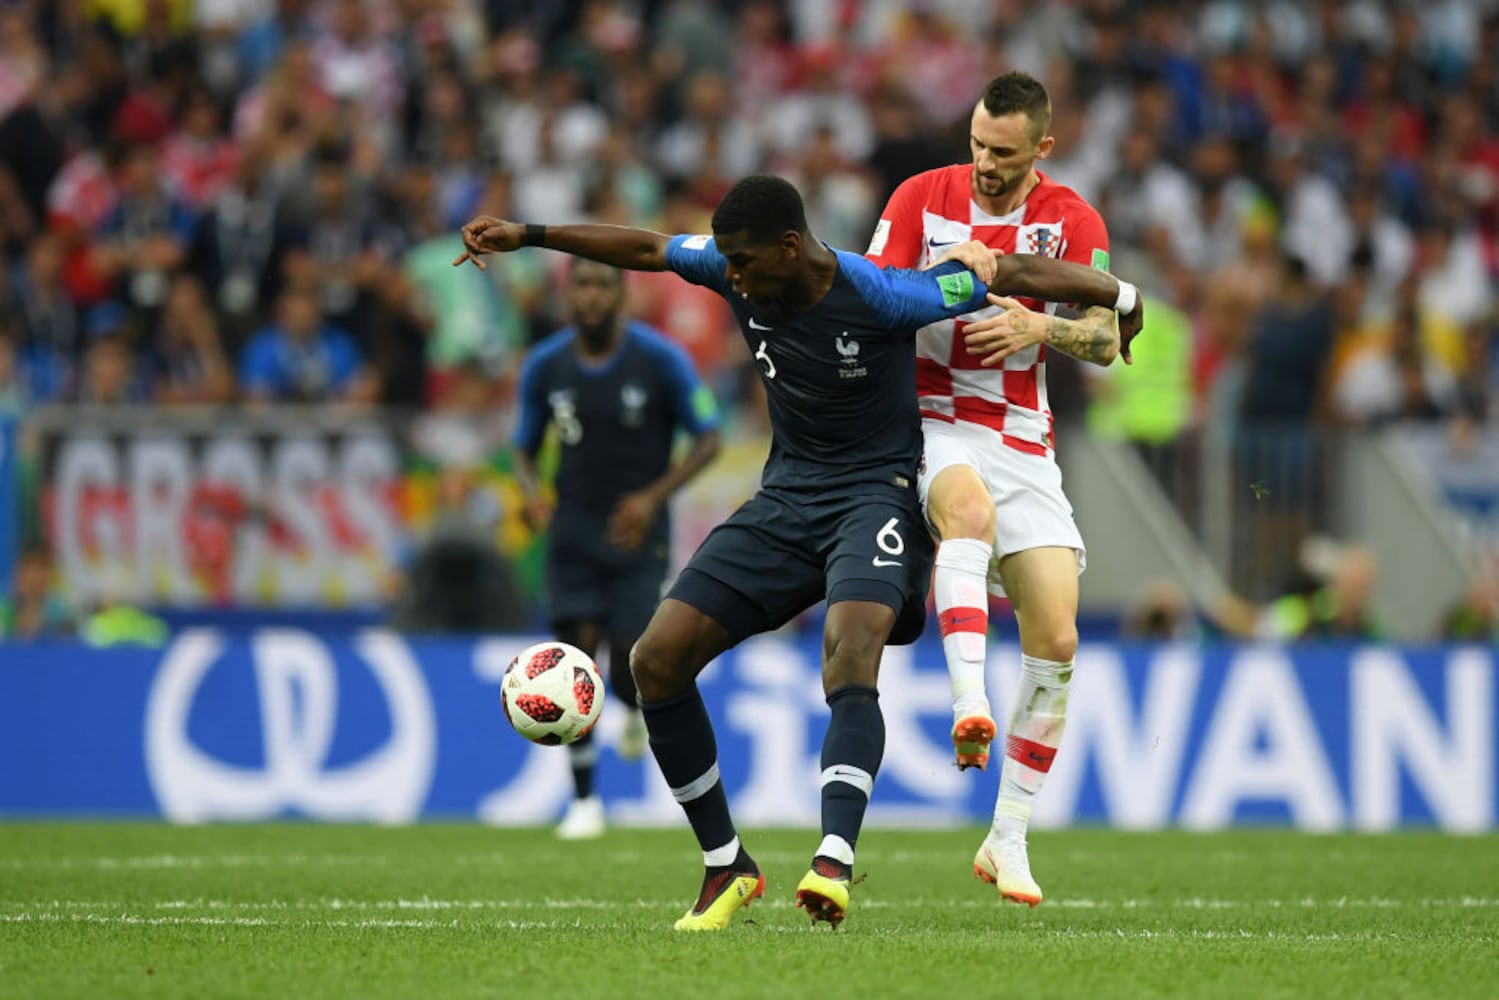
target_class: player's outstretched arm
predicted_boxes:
[452,216,672,272]
[990,254,1122,313]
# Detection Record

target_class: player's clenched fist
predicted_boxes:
[452,215,523,269]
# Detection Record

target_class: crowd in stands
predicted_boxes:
[1,0,1497,639]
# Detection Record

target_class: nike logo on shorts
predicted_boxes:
[748,318,772,330]
[872,557,901,567]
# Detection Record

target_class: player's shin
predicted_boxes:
[567,731,598,800]
[993,655,1072,835]
[816,685,883,869]
[641,686,740,865]
[934,538,993,718]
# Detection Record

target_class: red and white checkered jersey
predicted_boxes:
[866,165,1110,457]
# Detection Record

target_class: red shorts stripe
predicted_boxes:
[1006,735,1057,773]
[1001,433,1050,457]
[938,607,988,636]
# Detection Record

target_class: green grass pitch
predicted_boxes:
[1,824,1495,999]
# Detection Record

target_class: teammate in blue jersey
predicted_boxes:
[456,174,1134,931]
[512,259,723,841]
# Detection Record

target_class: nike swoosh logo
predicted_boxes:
[872,557,902,568]
[927,237,956,250]
[949,614,984,627]
[748,318,772,331]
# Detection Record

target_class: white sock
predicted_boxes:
[933,538,993,717]
[815,834,855,866]
[703,836,741,868]
[993,654,1073,837]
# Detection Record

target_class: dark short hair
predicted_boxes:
[979,71,1051,143]
[711,175,808,245]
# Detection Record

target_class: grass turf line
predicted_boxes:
[0,824,1495,999]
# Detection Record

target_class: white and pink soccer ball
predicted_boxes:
[500,641,605,746]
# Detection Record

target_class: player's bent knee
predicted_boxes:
[628,634,690,702]
[1028,625,1078,663]
[936,495,995,542]
[930,469,996,541]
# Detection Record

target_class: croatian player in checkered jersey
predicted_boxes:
[865,71,1145,907]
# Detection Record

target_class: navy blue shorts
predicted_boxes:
[545,513,668,640]
[666,487,935,646]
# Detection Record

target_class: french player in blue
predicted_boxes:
[456,175,1133,931]
[512,259,723,841]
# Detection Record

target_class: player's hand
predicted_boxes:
[521,494,554,534]
[963,293,1046,366]
[923,239,999,284]
[608,490,661,551]
[1117,293,1145,365]
[452,216,523,270]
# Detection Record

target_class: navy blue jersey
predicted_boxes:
[513,321,720,516]
[664,234,990,492]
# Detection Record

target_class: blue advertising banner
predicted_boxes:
[1,631,1494,830]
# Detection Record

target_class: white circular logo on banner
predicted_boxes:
[145,628,436,822]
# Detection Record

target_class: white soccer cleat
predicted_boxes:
[617,708,649,761]
[556,795,606,840]
[972,831,1043,907]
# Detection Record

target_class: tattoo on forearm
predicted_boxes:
[1044,307,1119,365]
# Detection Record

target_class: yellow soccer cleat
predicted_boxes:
[794,858,852,928]
[672,866,765,932]
[952,714,997,771]
[973,831,1043,907]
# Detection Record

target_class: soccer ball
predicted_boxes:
[500,641,605,745]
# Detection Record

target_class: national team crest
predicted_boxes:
[1018,222,1064,259]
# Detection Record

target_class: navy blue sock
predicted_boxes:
[820,685,884,857]
[567,730,597,799]
[641,686,737,856]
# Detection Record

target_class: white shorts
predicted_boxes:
[917,420,1086,596]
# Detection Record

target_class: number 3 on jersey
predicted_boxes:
[872,517,904,567]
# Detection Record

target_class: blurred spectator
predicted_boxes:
[764,44,874,168]
[186,143,294,338]
[1123,579,1197,641]
[0,546,73,641]
[9,231,78,402]
[388,464,526,633]
[160,83,239,213]
[74,300,149,405]
[654,69,761,188]
[150,274,234,405]
[1239,253,1337,426]
[396,167,532,401]
[92,141,195,314]
[238,285,375,405]
[282,144,380,335]
[1439,570,1498,642]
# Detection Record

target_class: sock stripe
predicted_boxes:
[820,763,874,797]
[1005,735,1057,773]
[669,762,722,804]
[938,607,988,636]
